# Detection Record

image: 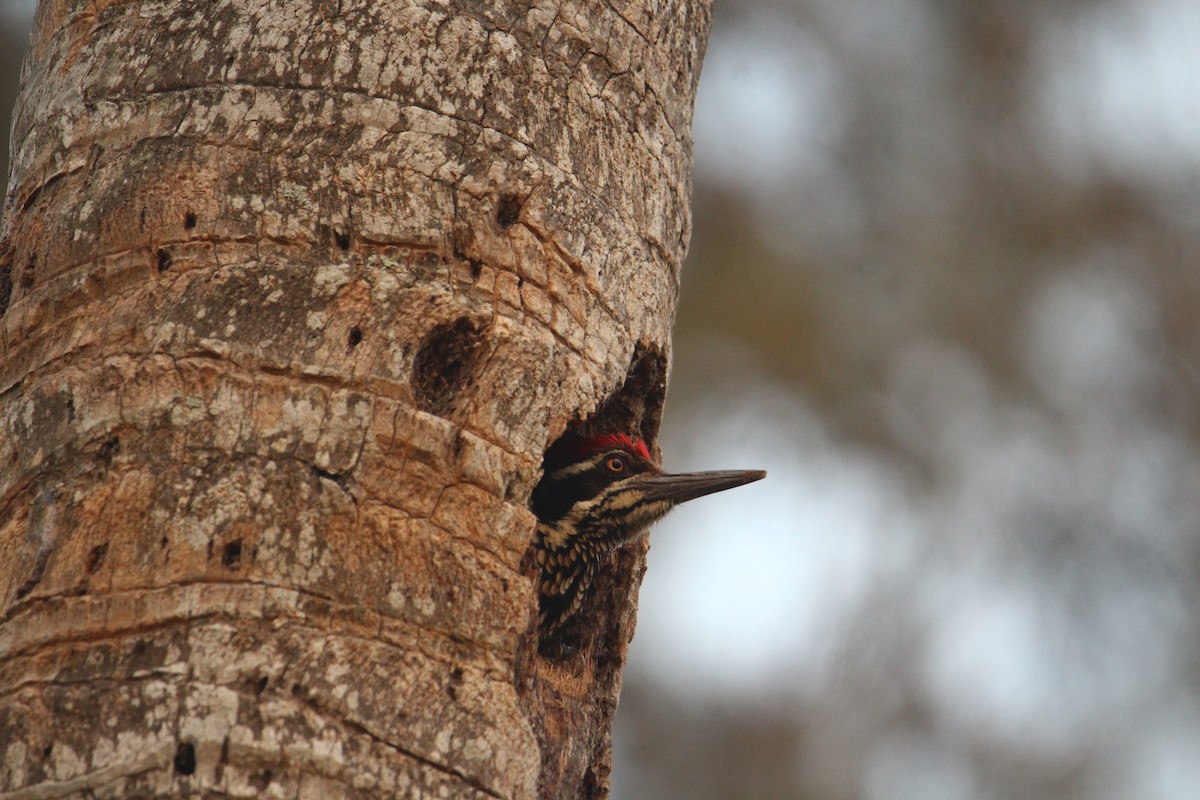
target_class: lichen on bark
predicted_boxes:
[0,1,711,797]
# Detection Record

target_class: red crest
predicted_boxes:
[544,432,651,468]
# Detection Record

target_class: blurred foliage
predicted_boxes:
[621,0,1200,799]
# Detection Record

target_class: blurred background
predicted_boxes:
[4,1,1198,797]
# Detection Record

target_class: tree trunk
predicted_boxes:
[0,1,710,798]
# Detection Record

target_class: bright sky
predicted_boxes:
[1036,0,1200,182]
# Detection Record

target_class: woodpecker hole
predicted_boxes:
[495,194,522,228]
[334,229,351,251]
[128,639,157,674]
[221,540,242,569]
[446,666,464,700]
[347,326,363,350]
[85,543,109,574]
[250,769,274,791]
[20,255,36,290]
[415,251,441,272]
[412,317,485,416]
[173,742,196,775]
[184,211,197,229]
[97,434,120,466]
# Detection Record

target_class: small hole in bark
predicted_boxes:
[42,743,52,759]
[411,317,485,416]
[250,769,274,790]
[290,682,303,696]
[20,256,36,290]
[97,434,120,465]
[255,675,269,694]
[222,541,242,569]
[86,543,109,574]
[347,326,363,350]
[156,248,172,273]
[184,211,197,229]
[496,194,522,228]
[334,229,350,250]
[66,396,75,421]
[160,536,169,549]
[130,639,153,669]
[446,665,464,700]
[173,742,196,775]
[469,258,483,280]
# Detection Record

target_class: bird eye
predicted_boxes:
[605,455,626,473]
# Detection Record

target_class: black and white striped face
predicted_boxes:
[531,439,659,532]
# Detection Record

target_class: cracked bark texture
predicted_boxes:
[0,1,710,799]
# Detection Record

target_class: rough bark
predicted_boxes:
[0,1,709,798]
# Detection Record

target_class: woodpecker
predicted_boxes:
[530,432,766,635]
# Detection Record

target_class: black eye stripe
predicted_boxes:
[532,449,650,523]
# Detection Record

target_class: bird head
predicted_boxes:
[531,433,766,551]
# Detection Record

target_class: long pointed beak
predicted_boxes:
[635,469,767,505]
